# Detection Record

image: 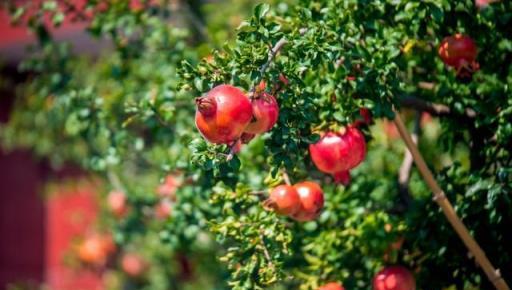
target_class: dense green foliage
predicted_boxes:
[1,0,511,289]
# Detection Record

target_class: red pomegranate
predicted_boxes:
[264,184,301,216]
[155,199,173,220]
[354,108,373,128]
[121,253,148,278]
[291,181,325,222]
[309,126,366,184]
[195,84,252,144]
[438,34,478,70]
[475,0,498,8]
[78,233,115,266]
[319,282,345,290]
[244,93,279,134]
[373,266,416,290]
[107,190,128,218]
[157,174,181,200]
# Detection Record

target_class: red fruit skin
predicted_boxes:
[438,34,477,68]
[155,199,173,220]
[373,266,416,290]
[267,185,302,216]
[319,282,345,290]
[360,108,373,125]
[279,74,289,86]
[121,253,147,278]
[157,174,181,200]
[291,181,325,222]
[244,93,279,134]
[475,0,497,8]
[78,233,114,266]
[195,85,252,144]
[107,190,128,218]
[309,127,366,183]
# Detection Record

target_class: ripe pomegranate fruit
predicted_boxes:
[157,174,181,200]
[354,108,373,128]
[121,253,148,278]
[155,199,173,219]
[107,190,128,218]
[78,234,114,266]
[291,181,325,222]
[475,0,498,9]
[195,84,252,144]
[373,266,416,290]
[264,184,301,216]
[309,126,366,185]
[360,108,372,124]
[244,93,279,134]
[438,34,479,78]
[319,282,345,290]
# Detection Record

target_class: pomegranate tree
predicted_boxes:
[309,126,367,185]
[195,84,252,144]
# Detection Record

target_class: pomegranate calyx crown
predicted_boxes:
[196,96,217,117]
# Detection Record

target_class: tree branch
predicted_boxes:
[397,112,420,209]
[399,96,476,119]
[259,38,288,77]
[393,111,510,290]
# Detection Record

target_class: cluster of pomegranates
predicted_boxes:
[309,125,367,185]
[77,234,149,278]
[318,265,415,290]
[106,173,181,221]
[195,82,280,152]
[265,181,325,222]
[438,34,479,80]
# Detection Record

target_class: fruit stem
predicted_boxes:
[393,110,510,290]
[281,169,292,186]
[225,139,239,161]
[333,171,351,185]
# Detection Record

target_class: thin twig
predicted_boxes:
[259,38,288,77]
[249,38,288,97]
[107,170,126,193]
[281,169,291,185]
[259,232,275,269]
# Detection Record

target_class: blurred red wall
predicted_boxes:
[0,47,103,289]
[0,150,45,289]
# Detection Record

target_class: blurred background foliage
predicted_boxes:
[1,0,511,290]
